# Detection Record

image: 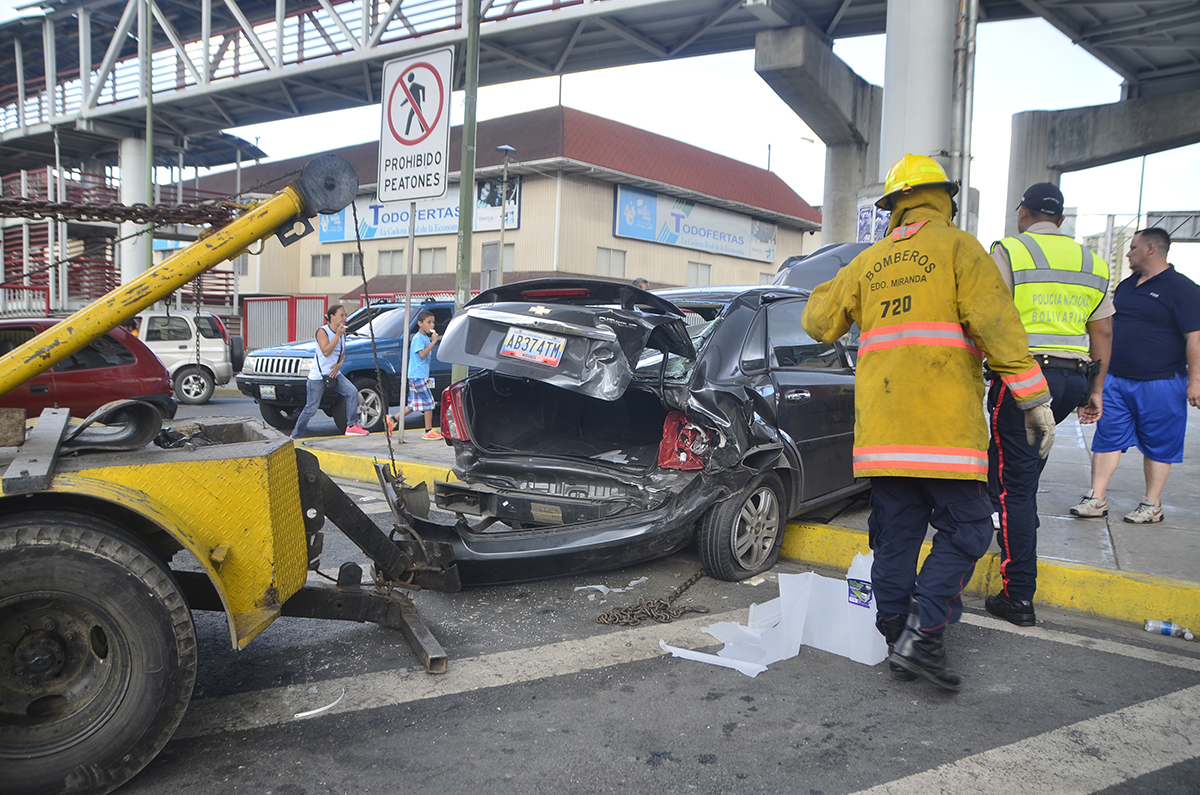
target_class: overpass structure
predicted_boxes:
[1,0,1199,275]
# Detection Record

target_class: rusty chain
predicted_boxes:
[596,570,709,626]
[0,196,241,226]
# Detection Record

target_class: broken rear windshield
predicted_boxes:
[632,311,719,382]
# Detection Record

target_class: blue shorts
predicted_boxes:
[407,377,436,412]
[1091,373,1188,463]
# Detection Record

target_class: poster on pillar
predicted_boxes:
[856,199,891,244]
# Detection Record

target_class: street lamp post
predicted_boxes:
[496,144,515,287]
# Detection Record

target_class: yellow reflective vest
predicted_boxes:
[802,192,1049,481]
[993,233,1109,354]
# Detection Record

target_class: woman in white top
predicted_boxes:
[291,304,369,438]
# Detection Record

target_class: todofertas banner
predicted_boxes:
[319,182,521,242]
[613,185,777,262]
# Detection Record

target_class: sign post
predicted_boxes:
[380,46,453,441]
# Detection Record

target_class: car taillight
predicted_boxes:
[211,314,230,344]
[658,411,710,470]
[520,288,590,299]
[441,382,469,441]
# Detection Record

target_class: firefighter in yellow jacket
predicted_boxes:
[802,154,1055,691]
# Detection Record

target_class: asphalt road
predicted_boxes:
[134,396,1200,795]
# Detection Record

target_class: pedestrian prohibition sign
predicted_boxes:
[378,47,453,202]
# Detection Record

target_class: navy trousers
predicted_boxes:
[868,477,994,634]
[987,369,1089,602]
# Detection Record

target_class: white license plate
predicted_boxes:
[260,384,276,400]
[499,327,566,367]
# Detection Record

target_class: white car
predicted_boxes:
[132,312,244,404]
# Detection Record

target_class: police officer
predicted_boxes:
[803,154,1055,691]
[985,183,1113,627]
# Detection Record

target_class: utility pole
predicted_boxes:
[496,144,514,287]
[452,0,480,384]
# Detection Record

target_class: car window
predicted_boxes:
[766,301,841,369]
[146,316,191,342]
[195,315,224,339]
[632,317,718,382]
[740,310,767,372]
[53,335,137,371]
[0,327,37,356]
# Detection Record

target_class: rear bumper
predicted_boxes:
[425,476,721,585]
[137,393,177,419]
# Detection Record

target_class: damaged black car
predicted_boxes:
[418,278,866,584]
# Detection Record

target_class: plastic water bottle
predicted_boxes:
[1145,620,1195,641]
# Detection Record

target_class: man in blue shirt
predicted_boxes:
[1071,228,1200,523]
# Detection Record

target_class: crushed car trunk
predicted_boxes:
[464,374,669,468]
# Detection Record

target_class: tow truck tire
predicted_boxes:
[174,365,214,405]
[0,514,197,795]
[697,472,786,581]
[259,402,300,430]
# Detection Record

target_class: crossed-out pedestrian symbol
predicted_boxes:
[386,62,445,146]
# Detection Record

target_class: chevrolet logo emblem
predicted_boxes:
[529,305,552,315]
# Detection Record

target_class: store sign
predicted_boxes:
[319,181,522,243]
[613,186,777,262]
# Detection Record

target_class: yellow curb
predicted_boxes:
[782,521,1200,629]
[299,445,458,489]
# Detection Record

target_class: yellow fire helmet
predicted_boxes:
[876,154,959,209]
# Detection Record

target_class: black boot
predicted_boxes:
[888,605,962,692]
[876,614,917,682]
[985,593,1036,627]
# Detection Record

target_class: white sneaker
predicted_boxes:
[1123,500,1163,524]
[1069,490,1107,518]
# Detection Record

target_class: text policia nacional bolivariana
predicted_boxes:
[381,152,442,194]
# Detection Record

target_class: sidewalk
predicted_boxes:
[294,409,1200,630]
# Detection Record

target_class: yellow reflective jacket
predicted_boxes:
[802,189,1049,481]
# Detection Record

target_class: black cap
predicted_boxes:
[1018,182,1064,216]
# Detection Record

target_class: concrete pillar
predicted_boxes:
[1005,87,1200,236]
[754,26,882,244]
[879,0,956,178]
[118,136,148,283]
[824,142,880,244]
[1004,112,1060,238]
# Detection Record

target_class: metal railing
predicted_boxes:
[0,0,590,134]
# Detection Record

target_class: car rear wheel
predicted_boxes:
[259,402,300,430]
[0,513,197,795]
[348,377,386,433]
[173,366,214,405]
[698,472,786,581]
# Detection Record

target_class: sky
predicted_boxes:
[2,2,1196,278]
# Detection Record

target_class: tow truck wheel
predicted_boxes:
[174,365,214,405]
[697,472,786,581]
[0,514,197,795]
[259,402,300,430]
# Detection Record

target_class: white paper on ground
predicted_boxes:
[662,551,888,677]
[659,640,768,677]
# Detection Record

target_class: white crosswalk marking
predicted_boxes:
[175,609,730,739]
[850,684,1200,794]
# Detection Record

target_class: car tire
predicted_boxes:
[229,336,245,373]
[698,472,786,581]
[259,402,300,430]
[351,377,387,433]
[173,365,214,405]
[0,513,197,795]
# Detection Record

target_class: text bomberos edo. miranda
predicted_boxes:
[381,152,442,194]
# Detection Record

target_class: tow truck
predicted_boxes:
[0,155,458,795]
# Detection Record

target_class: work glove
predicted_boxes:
[1023,403,1056,458]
